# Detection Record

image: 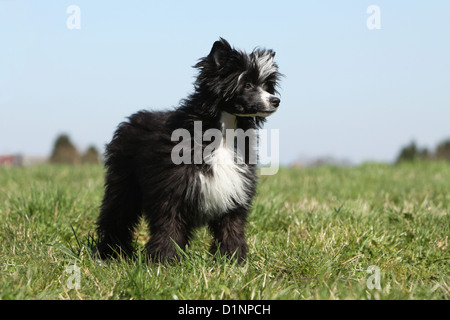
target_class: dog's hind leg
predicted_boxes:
[95,173,142,259]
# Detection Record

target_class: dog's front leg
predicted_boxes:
[145,212,192,263]
[208,206,249,264]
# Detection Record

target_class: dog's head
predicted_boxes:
[194,38,282,121]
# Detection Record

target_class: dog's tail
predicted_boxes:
[95,123,142,259]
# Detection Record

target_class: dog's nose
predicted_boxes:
[270,97,280,108]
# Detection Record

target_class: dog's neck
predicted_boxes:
[219,111,237,134]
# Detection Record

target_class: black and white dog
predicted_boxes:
[95,38,281,263]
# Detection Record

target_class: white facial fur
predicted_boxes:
[254,52,277,83]
[233,87,277,117]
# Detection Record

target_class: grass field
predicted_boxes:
[0,162,449,300]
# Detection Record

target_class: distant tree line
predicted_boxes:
[48,134,450,165]
[49,134,100,165]
[396,138,450,163]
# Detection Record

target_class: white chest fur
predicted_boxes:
[197,112,251,216]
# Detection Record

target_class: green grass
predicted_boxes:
[0,162,449,299]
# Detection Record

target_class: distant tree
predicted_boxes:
[49,134,80,165]
[396,141,420,163]
[82,145,101,164]
[435,139,450,161]
[396,138,450,164]
[419,148,431,161]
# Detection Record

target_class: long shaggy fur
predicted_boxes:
[95,38,281,263]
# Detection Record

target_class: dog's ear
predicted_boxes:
[209,38,232,67]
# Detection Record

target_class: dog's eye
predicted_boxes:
[244,83,254,90]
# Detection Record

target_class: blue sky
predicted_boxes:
[1,0,449,164]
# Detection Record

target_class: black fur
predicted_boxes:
[95,38,281,263]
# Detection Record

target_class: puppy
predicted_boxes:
[96,38,281,263]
